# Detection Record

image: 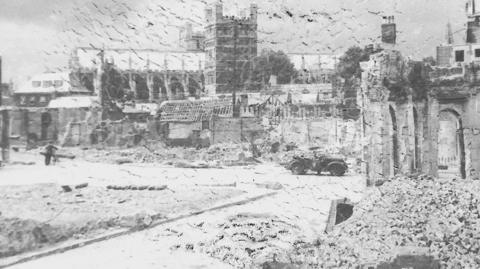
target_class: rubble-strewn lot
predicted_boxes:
[197,213,305,268]
[0,183,244,258]
[287,175,480,268]
[1,157,364,269]
[171,175,480,269]
[64,143,258,167]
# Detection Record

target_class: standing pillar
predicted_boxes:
[146,73,154,102]
[180,58,187,100]
[1,109,10,163]
[164,72,173,100]
[95,50,105,105]
[164,58,173,100]
[185,73,191,98]
[128,72,138,100]
[157,74,166,101]
[425,96,440,177]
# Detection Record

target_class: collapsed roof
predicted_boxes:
[158,99,232,122]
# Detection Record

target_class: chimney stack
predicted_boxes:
[381,16,397,45]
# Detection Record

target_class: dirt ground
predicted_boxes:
[0,150,254,259]
[0,183,244,258]
[1,148,365,269]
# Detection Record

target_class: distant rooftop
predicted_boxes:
[15,72,90,95]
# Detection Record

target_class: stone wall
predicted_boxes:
[359,49,438,185]
[462,94,480,180]
[360,48,480,184]
[162,117,264,147]
[61,116,161,148]
[7,107,162,149]
[9,109,59,145]
[278,118,361,155]
[211,117,263,144]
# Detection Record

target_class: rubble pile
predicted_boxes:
[188,175,480,268]
[198,213,303,268]
[0,218,73,258]
[74,142,256,167]
[0,214,152,258]
[288,175,480,268]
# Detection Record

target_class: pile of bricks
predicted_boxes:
[289,175,480,268]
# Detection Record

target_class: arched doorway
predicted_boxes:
[188,77,201,98]
[41,112,52,141]
[413,107,421,171]
[169,76,184,99]
[134,74,149,100]
[152,75,166,100]
[438,109,466,179]
[389,106,400,176]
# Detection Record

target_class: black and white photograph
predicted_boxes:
[0,0,479,268]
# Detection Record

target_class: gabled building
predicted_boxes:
[14,72,92,108]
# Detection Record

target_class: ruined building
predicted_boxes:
[204,2,258,95]
[0,57,10,163]
[67,2,259,101]
[70,48,206,103]
[466,0,480,43]
[14,72,92,108]
[0,57,13,107]
[361,9,480,185]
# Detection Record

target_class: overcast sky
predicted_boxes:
[0,0,467,84]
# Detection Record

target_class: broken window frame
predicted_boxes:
[455,50,465,62]
[53,80,63,87]
[32,81,41,88]
[42,81,53,88]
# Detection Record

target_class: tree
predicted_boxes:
[337,46,373,80]
[335,46,373,120]
[249,49,297,88]
[422,56,437,66]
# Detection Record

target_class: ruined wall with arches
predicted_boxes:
[427,92,480,180]
[361,49,480,184]
[109,70,204,103]
[361,97,430,185]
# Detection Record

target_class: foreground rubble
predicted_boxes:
[288,175,480,268]
[183,175,480,268]
[198,213,304,268]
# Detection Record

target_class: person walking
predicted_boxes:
[44,142,58,166]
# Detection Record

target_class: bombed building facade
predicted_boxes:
[361,8,480,185]
[70,48,206,103]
